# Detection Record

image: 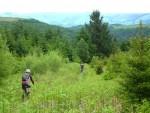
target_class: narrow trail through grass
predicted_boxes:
[0,63,121,113]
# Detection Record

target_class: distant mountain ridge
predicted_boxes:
[1,12,150,27]
[0,16,150,40]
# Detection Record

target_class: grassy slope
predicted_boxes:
[0,62,121,113]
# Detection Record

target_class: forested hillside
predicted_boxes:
[1,17,150,42]
[0,11,150,113]
[109,23,150,40]
[0,17,78,39]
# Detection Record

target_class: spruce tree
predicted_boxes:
[87,10,113,57]
[123,37,150,101]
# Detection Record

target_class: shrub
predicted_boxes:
[96,65,103,74]
[0,37,15,82]
[103,72,115,80]
[90,56,104,74]
[101,106,115,113]
[136,100,150,113]
[24,51,63,74]
[104,52,128,80]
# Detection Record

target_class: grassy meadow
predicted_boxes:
[0,51,123,113]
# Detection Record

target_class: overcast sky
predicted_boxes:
[0,0,150,13]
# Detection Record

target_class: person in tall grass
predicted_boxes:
[22,69,34,100]
[80,62,84,73]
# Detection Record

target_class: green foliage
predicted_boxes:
[136,100,150,113]
[120,40,130,51]
[76,38,90,63]
[90,56,104,74]
[45,29,53,41]
[123,38,150,101]
[24,51,63,74]
[103,52,128,80]
[101,106,115,113]
[15,37,31,56]
[0,19,76,57]
[87,10,113,57]
[0,37,16,82]
[77,27,90,43]
[110,24,150,41]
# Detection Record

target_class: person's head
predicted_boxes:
[25,69,31,73]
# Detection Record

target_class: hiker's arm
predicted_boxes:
[30,75,34,85]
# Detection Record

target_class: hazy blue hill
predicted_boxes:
[1,12,150,27]
[104,13,150,24]
[0,12,90,27]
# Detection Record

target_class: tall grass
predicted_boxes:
[0,51,122,113]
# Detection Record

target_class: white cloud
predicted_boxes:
[0,0,150,13]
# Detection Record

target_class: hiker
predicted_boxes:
[22,69,34,99]
[80,62,84,73]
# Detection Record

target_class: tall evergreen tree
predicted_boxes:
[123,37,150,102]
[137,20,144,37]
[87,10,113,57]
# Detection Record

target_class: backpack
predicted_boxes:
[22,72,30,81]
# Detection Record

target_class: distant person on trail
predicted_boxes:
[22,69,34,100]
[80,62,84,73]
